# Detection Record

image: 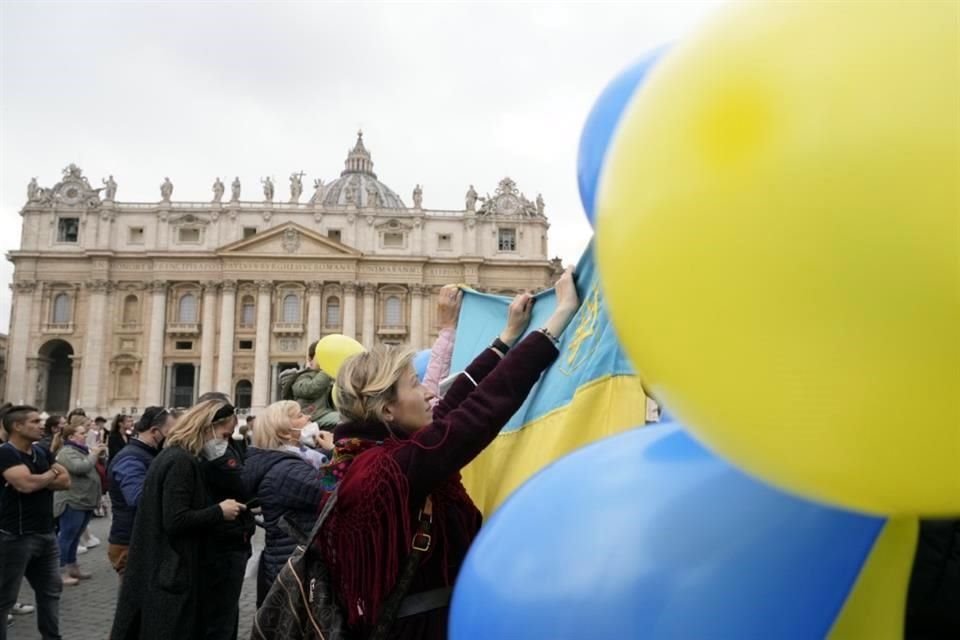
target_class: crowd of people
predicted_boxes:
[1,272,957,639]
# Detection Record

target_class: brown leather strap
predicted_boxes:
[368,496,434,640]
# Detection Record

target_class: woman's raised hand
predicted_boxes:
[543,266,580,339]
[437,285,463,329]
[500,293,535,346]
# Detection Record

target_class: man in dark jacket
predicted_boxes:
[106,407,173,580]
[198,403,255,640]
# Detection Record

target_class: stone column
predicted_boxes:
[270,363,279,402]
[71,357,84,411]
[342,281,357,339]
[164,363,174,407]
[409,284,424,350]
[252,281,273,410]
[80,280,111,411]
[216,281,237,395]
[6,282,36,404]
[306,282,323,340]
[142,282,168,406]
[361,282,376,348]
[192,364,200,405]
[25,358,42,408]
[198,281,219,396]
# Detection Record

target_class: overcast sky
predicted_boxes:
[0,1,722,333]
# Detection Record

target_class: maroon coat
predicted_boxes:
[329,331,559,640]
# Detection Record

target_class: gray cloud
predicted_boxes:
[0,0,722,331]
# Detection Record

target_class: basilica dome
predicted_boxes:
[319,132,406,209]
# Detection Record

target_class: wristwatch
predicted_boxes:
[490,337,511,356]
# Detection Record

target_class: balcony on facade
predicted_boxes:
[42,322,75,335]
[377,324,408,337]
[272,322,304,336]
[166,323,201,337]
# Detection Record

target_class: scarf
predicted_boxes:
[316,420,477,630]
[65,440,90,455]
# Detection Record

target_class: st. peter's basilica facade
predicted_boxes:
[8,133,560,415]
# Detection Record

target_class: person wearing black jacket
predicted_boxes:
[906,519,960,638]
[242,400,327,605]
[197,401,255,640]
[110,400,246,640]
[107,414,133,462]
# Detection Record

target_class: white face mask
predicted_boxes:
[299,422,320,448]
[201,438,229,460]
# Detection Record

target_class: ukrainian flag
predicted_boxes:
[453,242,649,516]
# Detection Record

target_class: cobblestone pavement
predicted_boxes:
[10,515,263,640]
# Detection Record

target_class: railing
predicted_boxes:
[42,322,74,334]
[100,201,470,218]
[166,322,200,335]
[377,324,408,335]
[272,322,304,335]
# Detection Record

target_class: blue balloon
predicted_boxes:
[413,348,431,382]
[577,47,666,226]
[450,424,885,640]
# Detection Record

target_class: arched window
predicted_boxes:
[118,367,134,397]
[122,295,139,324]
[52,293,71,324]
[385,296,402,327]
[235,380,253,409]
[282,294,300,323]
[325,296,341,327]
[178,293,198,323]
[240,295,256,328]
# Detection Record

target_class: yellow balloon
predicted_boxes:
[597,1,959,515]
[313,334,365,378]
[331,383,341,410]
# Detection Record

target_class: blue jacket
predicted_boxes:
[107,439,159,545]
[241,447,326,605]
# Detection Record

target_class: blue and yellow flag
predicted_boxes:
[452,243,649,515]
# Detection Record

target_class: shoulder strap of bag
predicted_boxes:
[308,489,338,543]
[367,496,434,640]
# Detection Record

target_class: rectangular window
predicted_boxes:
[57,218,79,243]
[438,233,452,251]
[243,227,257,239]
[383,232,404,248]
[128,227,145,244]
[238,339,254,350]
[498,228,517,252]
[178,228,201,244]
[327,229,342,243]
[175,340,193,350]
[240,300,256,327]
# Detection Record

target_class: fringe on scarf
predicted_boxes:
[318,443,480,631]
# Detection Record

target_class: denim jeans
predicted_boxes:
[57,506,92,567]
[0,530,62,640]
